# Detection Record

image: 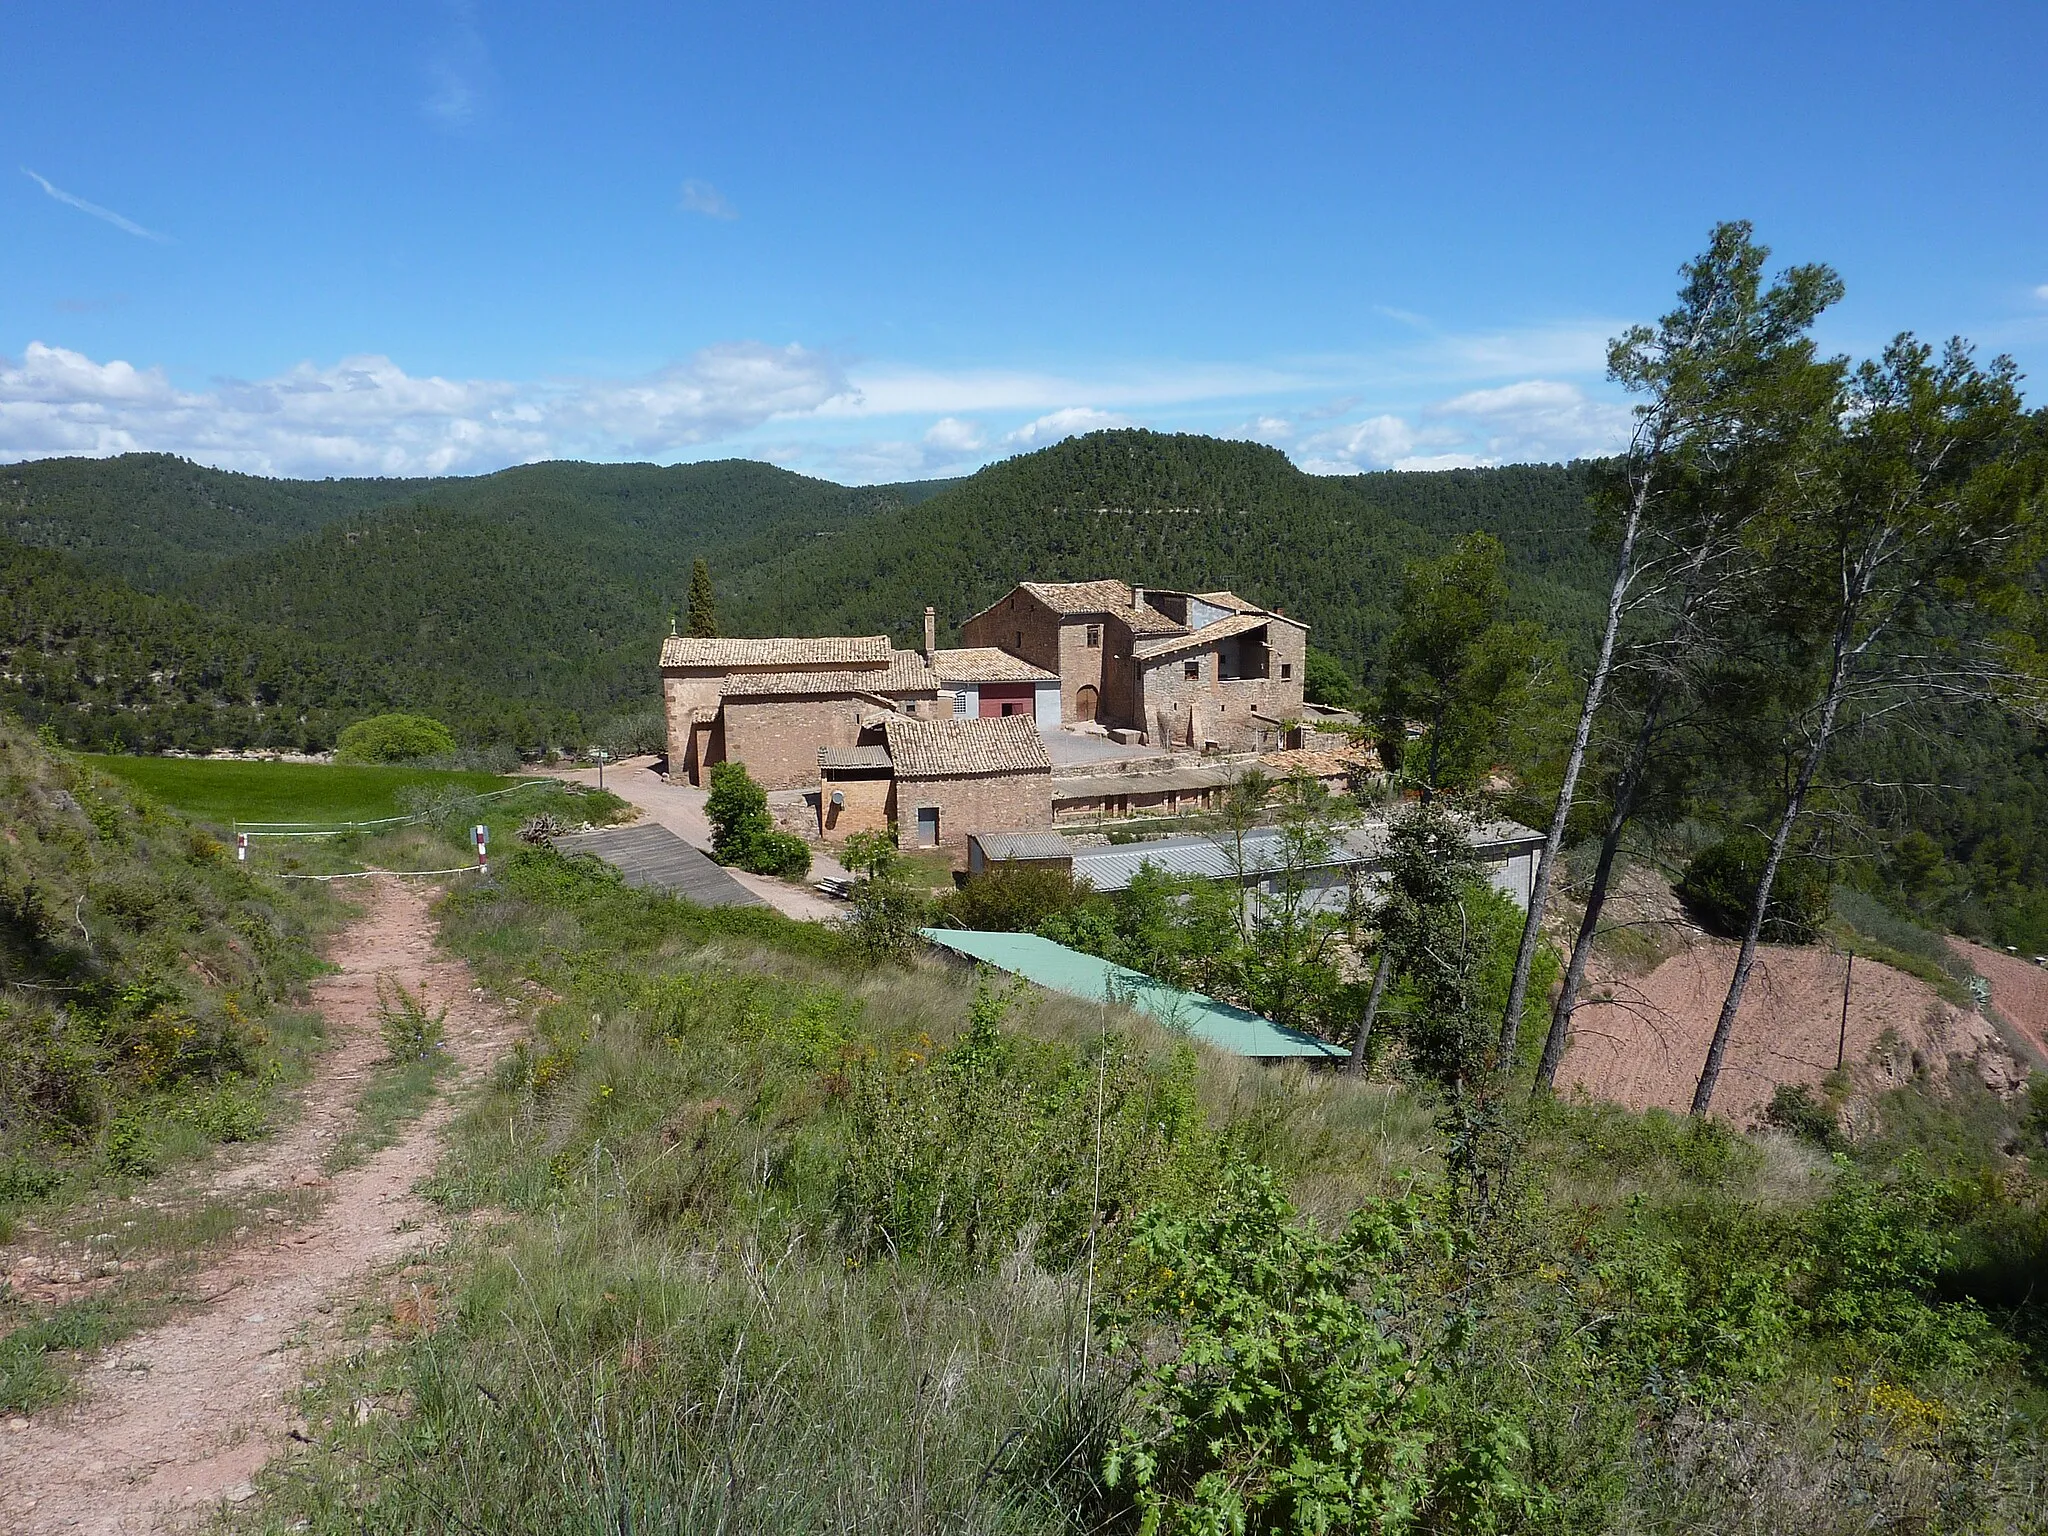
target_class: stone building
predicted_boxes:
[880,714,1053,860]
[957,581,1306,749]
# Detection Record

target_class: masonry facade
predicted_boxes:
[958,581,1306,751]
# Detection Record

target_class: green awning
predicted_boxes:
[920,928,1346,1060]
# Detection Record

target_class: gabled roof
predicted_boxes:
[884,714,1052,777]
[970,580,1186,637]
[932,647,1058,683]
[722,652,938,699]
[661,634,894,669]
[1147,589,1309,631]
[1134,611,1273,660]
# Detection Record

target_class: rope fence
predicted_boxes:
[234,779,561,837]
[272,864,487,882]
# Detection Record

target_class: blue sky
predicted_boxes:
[4,1,2044,483]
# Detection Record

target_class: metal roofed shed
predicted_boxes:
[966,830,1075,873]
[921,928,1345,1060]
[551,824,764,907]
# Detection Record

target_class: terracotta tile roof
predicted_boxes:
[722,653,938,699]
[932,647,1057,683]
[884,714,1052,777]
[660,634,894,669]
[1133,611,1273,659]
[1014,580,1186,636]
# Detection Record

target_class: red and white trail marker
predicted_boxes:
[236,832,249,863]
[473,823,489,873]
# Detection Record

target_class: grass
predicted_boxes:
[183,829,2047,1534]
[83,754,532,829]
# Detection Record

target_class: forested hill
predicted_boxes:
[0,536,576,754]
[6,435,1606,730]
[2,453,948,594]
[722,433,1607,668]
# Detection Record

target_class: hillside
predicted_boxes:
[5,437,1606,727]
[0,537,575,754]
[722,434,1607,670]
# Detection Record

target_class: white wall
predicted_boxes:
[1035,681,1061,728]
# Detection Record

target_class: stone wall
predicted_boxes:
[1140,621,1307,750]
[962,590,1110,723]
[890,768,1053,865]
[721,696,876,790]
[819,774,891,841]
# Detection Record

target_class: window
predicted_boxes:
[916,806,939,847]
[1015,630,1023,648]
[1184,658,1201,680]
[1280,662,1293,680]
[1085,623,1101,648]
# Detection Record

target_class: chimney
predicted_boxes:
[923,605,937,662]
[1132,585,1147,612]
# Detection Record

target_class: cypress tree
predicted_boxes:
[685,557,719,638]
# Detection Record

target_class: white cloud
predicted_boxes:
[2035,283,2048,303]
[1296,380,1627,475]
[21,168,169,242]
[922,416,985,453]
[679,179,738,220]
[0,340,854,477]
[1002,407,1131,448]
[423,0,491,127]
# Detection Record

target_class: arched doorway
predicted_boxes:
[1074,685,1099,722]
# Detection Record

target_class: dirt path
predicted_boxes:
[0,878,511,1535]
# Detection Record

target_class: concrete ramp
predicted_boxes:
[551,823,763,908]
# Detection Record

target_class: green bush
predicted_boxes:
[939,865,1094,932]
[1677,832,1831,943]
[1762,1082,1844,1150]
[333,712,458,764]
[704,762,812,878]
[840,972,1210,1267]
[1103,1163,1537,1535]
[376,978,447,1062]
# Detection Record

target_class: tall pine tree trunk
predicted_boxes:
[1346,950,1393,1076]
[1692,607,1857,1115]
[1496,475,1650,1065]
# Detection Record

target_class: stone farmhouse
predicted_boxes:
[657,579,1308,861]
[958,581,1306,751]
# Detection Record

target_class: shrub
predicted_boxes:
[704,763,810,878]
[333,713,458,765]
[841,972,1210,1267]
[939,865,1094,932]
[1103,1163,1536,1535]
[1762,1082,1845,1150]
[377,978,447,1062]
[839,827,901,883]
[847,877,932,964]
[1677,832,1831,943]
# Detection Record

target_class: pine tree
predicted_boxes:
[686,558,719,638]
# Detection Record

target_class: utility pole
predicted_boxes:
[1836,949,1854,1072]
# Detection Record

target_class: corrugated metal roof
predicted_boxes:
[921,929,1345,1060]
[819,745,892,770]
[969,830,1074,862]
[661,634,894,669]
[1069,817,1544,892]
[932,646,1059,683]
[885,714,1053,776]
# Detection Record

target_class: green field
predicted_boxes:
[84,755,531,828]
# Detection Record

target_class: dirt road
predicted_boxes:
[0,878,510,1535]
